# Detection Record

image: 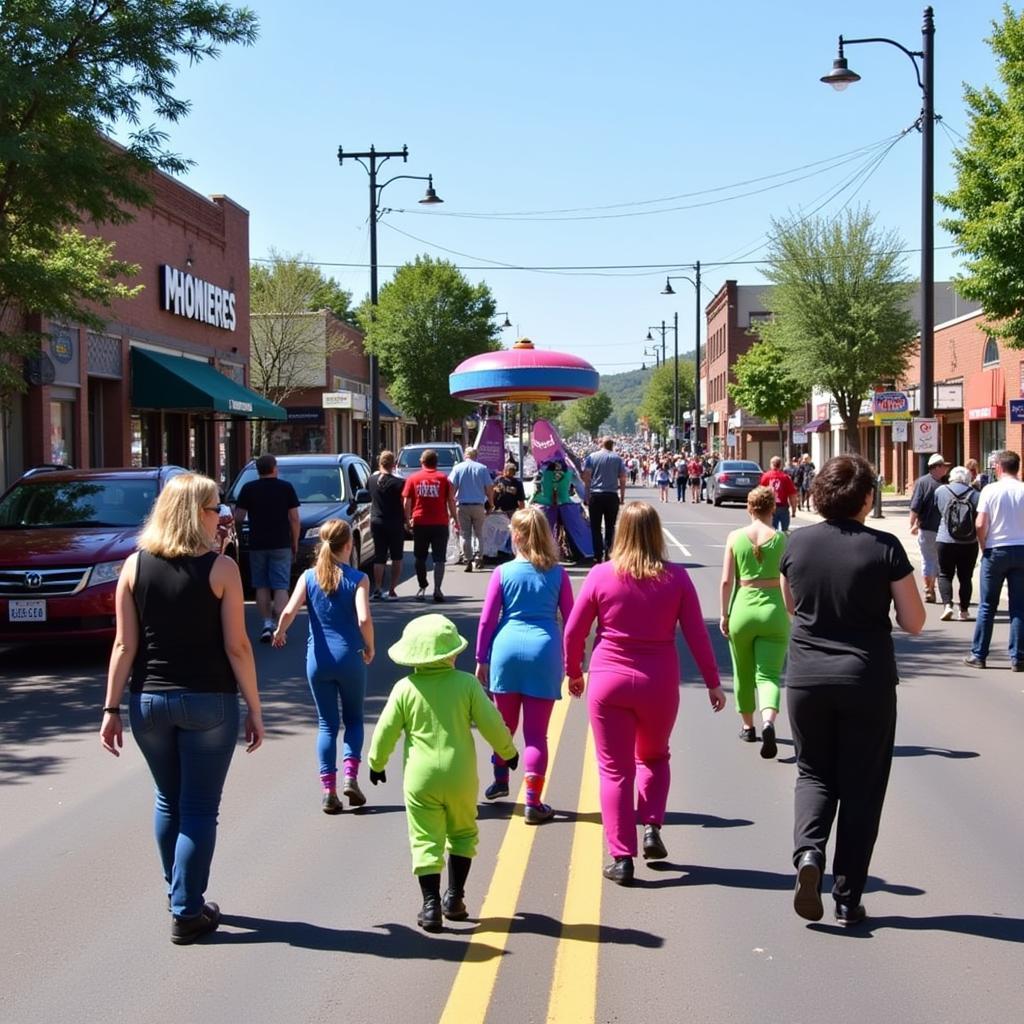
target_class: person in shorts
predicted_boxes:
[368,450,406,601]
[234,453,300,643]
[402,449,457,603]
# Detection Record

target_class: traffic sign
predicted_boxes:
[912,417,939,453]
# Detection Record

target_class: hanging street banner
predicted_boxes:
[872,390,911,424]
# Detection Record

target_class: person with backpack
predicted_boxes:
[934,466,981,622]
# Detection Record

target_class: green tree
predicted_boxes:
[0,0,258,405]
[728,338,808,456]
[939,5,1024,347]
[756,208,917,454]
[561,391,614,439]
[359,256,501,436]
[638,359,695,444]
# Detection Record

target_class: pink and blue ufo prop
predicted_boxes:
[449,338,599,403]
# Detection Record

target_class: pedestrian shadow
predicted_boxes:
[342,803,407,816]
[213,914,507,960]
[893,745,980,759]
[807,913,1024,943]
[466,911,662,948]
[551,810,754,828]
[642,863,924,896]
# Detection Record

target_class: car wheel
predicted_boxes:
[349,538,361,569]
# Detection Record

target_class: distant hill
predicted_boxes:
[599,350,694,433]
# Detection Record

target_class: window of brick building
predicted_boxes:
[983,336,1000,368]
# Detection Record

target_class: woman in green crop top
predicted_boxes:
[719,485,791,760]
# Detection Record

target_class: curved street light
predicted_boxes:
[663,262,702,453]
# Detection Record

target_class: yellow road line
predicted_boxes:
[545,727,602,1024]
[438,693,573,1024]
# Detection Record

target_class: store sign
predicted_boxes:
[968,406,1004,420]
[872,390,911,424]
[912,417,939,453]
[159,265,237,331]
[935,384,963,410]
[892,420,909,442]
[228,398,253,413]
[287,405,324,424]
[322,390,367,412]
[792,431,807,445]
[1009,399,1024,424]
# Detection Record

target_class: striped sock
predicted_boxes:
[320,771,337,793]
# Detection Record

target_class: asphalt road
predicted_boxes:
[1,486,1022,1024]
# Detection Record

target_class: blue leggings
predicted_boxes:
[307,650,367,774]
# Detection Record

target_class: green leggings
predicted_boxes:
[728,589,790,715]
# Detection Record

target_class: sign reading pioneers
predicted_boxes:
[160,265,237,332]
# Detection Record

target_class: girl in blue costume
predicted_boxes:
[475,506,575,822]
[274,519,374,813]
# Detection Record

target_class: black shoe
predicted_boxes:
[433,591,445,603]
[171,901,221,944]
[442,890,468,920]
[760,722,778,760]
[642,824,668,861]
[962,655,987,668]
[259,626,273,644]
[417,896,443,932]
[793,851,824,922]
[739,726,757,743]
[602,856,634,885]
[1013,662,1024,672]
[484,780,509,800]
[464,563,473,573]
[835,902,867,927]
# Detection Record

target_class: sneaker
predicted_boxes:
[739,726,757,743]
[484,780,509,800]
[924,590,937,604]
[940,604,954,621]
[957,609,973,621]
[387,591,399,601]
[321,790,343,815]
[371,588,383,601]
[433,591,445,603]
[343,775,366,808]
[524,803,555,825]
[171,901,221,945]
[760,722,778,760]
[259,625,273,644]
[642,824,668,861]
[415,588,426,602]
[962,654,986,668]
[442,890,468,920]
[417,896,443,932]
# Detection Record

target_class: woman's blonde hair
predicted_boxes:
[138,473,219,559]
[747,485,775,518]
[314,518,352,594]
[610,502,666,580]
[510,506,559,571]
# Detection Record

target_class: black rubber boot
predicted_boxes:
[443,855,471,920]
[417,873,443,932]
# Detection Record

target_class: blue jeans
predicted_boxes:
[772,505,791,532]
[130,691,239,918]
[307,650,367,774]
[971,545,1024,662]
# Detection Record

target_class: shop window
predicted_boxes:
[983,336,1000,368]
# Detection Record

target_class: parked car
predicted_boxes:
[394,442,464,480]
[706,459,764,507]
[226,453,374,582]
[0,466,235,643]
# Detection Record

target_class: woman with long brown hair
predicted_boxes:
[564,502,725,885]
[274,518,374,813]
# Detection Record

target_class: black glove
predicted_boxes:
[505,752,519,772]
[369,768,386,786]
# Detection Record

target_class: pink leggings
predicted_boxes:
[587,666,680,857]
[493,693,555,776]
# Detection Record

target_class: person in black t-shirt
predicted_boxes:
[492,462,526,516]
[368,450,406,600]
[780,454,924,928]
[234,453,301,643]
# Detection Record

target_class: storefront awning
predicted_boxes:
[131,348,286,420]
[379,399,401,421]
[803,418,831,433]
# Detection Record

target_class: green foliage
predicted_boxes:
[756,208,917,452]
[728,339,807,433]
[359,256,501,435]
[638,358,695,439]
[939,5,1024,347]
[251,251,353,322]
[309,276,355,324]
[561,391,614,439]
[0,0,258,403]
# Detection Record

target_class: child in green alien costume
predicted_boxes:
[368,614,518,933]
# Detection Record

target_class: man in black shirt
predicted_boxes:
[492,462,525,516]
[368,450,406,600]
[234,453,300,642]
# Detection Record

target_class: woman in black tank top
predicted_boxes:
[100,473,264,945]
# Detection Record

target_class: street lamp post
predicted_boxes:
[337,144,443,464]
[663,261,702,452]
[821,6,934,476]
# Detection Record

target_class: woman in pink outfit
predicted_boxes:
[564,502,725,885]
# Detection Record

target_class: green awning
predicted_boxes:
[131,348,286,420]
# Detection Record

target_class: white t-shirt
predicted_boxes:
[977,475,1024,548]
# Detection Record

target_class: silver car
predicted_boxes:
[707,459,763,506]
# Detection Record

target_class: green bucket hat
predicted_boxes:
[388,613,469,667]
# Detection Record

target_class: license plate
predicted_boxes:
[8,600,46,622]
[736,477,751,485]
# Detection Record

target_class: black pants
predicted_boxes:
[788,684,897,906]
[588,492,620,562]
[412,524,448,588]
[936,541,979,610]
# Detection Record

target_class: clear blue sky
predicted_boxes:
[150,0,1005,374]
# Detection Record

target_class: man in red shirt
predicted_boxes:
[402,448,458,602]
[760,455,798,532]
[686,455,703,504]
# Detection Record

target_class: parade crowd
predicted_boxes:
[98,435,1024,944]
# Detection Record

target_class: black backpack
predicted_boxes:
[943,486,976,542]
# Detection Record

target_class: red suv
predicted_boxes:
[0,466,234,644]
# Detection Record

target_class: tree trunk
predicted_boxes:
[777,420,785,461]
[842,414,862,454]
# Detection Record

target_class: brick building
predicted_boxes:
[1,169,281,491]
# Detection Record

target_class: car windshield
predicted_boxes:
[229,465,343,503]
[720,461,761,473]
[0,479,158,528]
[397,448,458,469]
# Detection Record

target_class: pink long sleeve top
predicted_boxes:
[563,561,721,688]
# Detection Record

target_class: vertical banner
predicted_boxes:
[473,416,506,475]
[532,419,587,499]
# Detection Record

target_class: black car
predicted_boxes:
[226,453,374,580]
